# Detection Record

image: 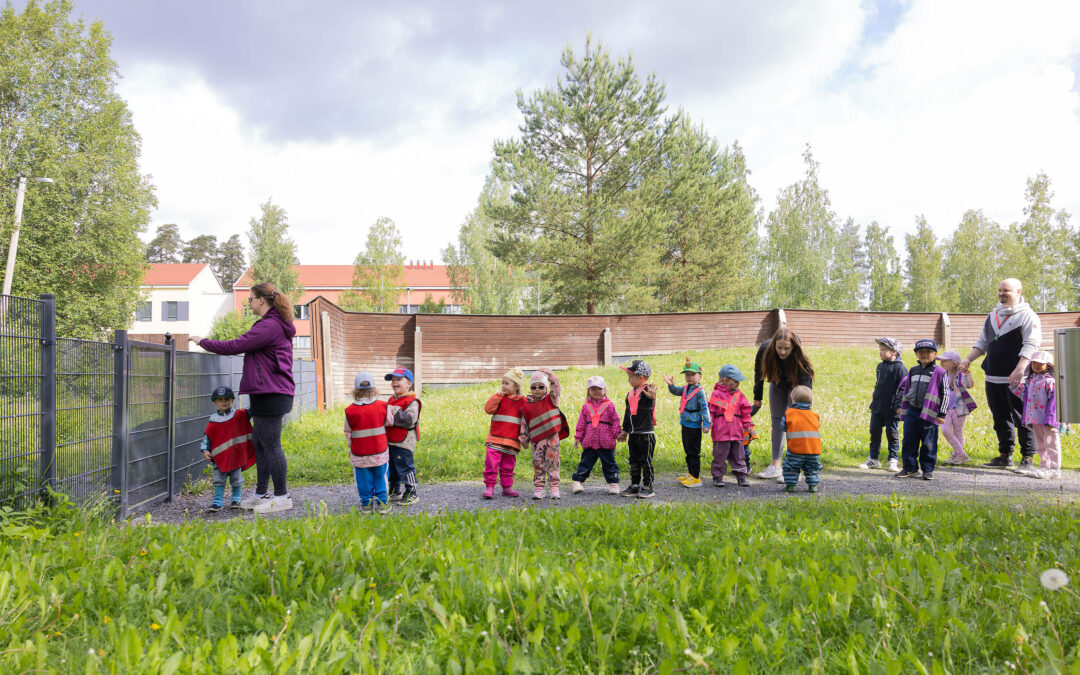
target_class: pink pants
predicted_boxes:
[940,409,968,458]
[483,445,518,488]
[532,437,561,490]
[1033,424,1061,470]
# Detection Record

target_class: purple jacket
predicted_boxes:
[1011,372,1058,427]
[199,308,296,396]
[895,364,950,425]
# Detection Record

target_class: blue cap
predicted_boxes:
[718,364,746,382]
[384,367,414,384]
[914,339,938,352]
[353,372,377,390]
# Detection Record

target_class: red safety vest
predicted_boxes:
[386,394,422,443]
[709,388,749,423]
[584,399,613,428]
[489,395,526,444]
[522,396,570,442]
[345,401,389,456]
[204,409,256,473]
[679,385,702,414]
[785,408,822,455]
[627,386,657,424]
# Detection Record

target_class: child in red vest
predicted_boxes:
[618,359,657,499]
[570,375,622,495]
[344,372,398,514]
[384,367,421,506]
[707,365,753,487]
[782,385,822,493]
[520,368,569,500]
[482,367,527,499]
[201,386,256,512]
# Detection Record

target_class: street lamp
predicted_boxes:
[3,176,55,297]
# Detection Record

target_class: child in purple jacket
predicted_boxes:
[570,376,622,495]
[894,339,950,480]
[1011,351,1061,479]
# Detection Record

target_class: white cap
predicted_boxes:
[586,375,606,389]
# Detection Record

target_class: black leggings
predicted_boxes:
[252,415,288,496]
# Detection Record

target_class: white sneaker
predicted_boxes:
[857,459,880,469]
[239,493,268,509]
[1034,467,1062,480]
[253,494,293,514]
[887,459,899,472]
[607,483,620,495]
[776,475,787,484]
[757,465,783,479]
[571,481,584,494]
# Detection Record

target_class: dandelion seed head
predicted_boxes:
[1041,569,1069,591]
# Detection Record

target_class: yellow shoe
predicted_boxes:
[683,476,703,488]
[676,475,691,486]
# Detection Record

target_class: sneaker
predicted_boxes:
[857,459,881,470]
[783,484,796,493]
[808,484,819,493]
[550,488,561,500]
[501,487,520,498]
[375,501,392,516]
[683,477,703,488]
[571,481,584,494]
[357,502,372,515]
[943,453,971,465]
[607,483,621,495]
[983,455,1015,469]
[239,493,268,509]
[713,477,725,487]
[388,487,403,502]
[775,475,787,484]
[922,472,934,481]
[637,485,655,499]
[736,476,749,487]
[757,465,783,479]
[230,500,241,509]
[482,485,495,500]
[532,489,544,500]
[207,503,223,513]
[1035,467,1061,480]
[887,459,899,472]
[253,494,293,514]
[676,474,690,485]
[400,489,418,506]
[895,470,919,478]
[1012,457,1036,475]
[621,484,641,498]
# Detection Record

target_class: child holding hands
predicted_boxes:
[619,360,657,499]
[200,386,255,512]
[571,376,622,495]
[938,350,977,465]
[1012,351,1061,479]
[520,368,568,499]
[707,365,753,487]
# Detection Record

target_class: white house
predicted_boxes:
[132,263,233,350]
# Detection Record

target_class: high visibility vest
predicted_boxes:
[204,409,256,473]
[522,396,570,442]
[386,394,422,443]
[679,386,702,414]
[785,408,821,455]
[346,401,389,456]
[709,388,748,423]
[627,387,657,424]
[489,395,526,444]
[584,399,614,428]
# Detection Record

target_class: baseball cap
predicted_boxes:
[718,364,746,382]
[353,372,376,390]
[875,337,902,352]
[210,386,235,400]
[681,358,702,375]
[384,367,414,384]
[586,375,606,389]
[914,339,938,352]
[620,359,652,378]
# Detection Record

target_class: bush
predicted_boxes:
[207,309,257,341]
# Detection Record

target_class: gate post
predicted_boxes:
[164,334,177,501]
[111,330,130,518]
[38,294,56,498]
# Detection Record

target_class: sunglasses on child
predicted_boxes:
[530,384,547,390]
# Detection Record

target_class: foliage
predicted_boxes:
[941,210,1009,313]
[488,37,673,314]
[247,199,302,300]
[1009,173,1073,312]
[0,0,156,338]
[340,217,404,313]
[417,294,445,314]
[863,221,905,311]
[180,234,218,266]
[214,234,247,290]
[903,215,944,312]
[206,309,257,341]
[146,223,183,263]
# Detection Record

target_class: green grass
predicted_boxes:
[2,496,1079,672]
[282,347,1078,486]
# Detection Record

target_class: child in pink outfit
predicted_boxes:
[570,376,622,495]
[481,368,527,499]
[519,368,565,499]
[707,365,754,487]
[1011,351,1061,479]
[938,351,978,465]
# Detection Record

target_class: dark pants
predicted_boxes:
[627,433,655,487]
[985,382,1035,459]
[868,412,900,461]
[711,440,748,479]
[251,415,288,496]
[681,426,702,478]
[388,445,417,492]
[572,447,620,484]
[901,412,938,474]
[782,452,822,486]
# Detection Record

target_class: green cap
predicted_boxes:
[680,358,702,375]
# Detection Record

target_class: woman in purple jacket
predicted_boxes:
[190,282,297,513]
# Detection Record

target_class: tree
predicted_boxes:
[864,221,905,311]
[247,199,302,299]
[207,309,257,341]
[146,223,183,263]
[488,37,673,314]
[941,210,1008,312]
[214,234,246,290]
[340,217,404,313]
[828,218,867,309]
[904,215,944,312]
[181,234,218,265]
[0,1,157,338]
[417,294,445,314]
[1009,173,1072,311]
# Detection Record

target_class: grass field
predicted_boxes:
[282,347,1077,486]
[2,495,1078,672]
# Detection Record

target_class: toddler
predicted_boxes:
[344,372,397,514]
[618,360,657,499]
[663,359,711,488]
[200,386,255,512]
[1011,351,1061,479]
[571,376,622,495]
[781,385,822,493]
[858,337,905,472]
[385,367,421,505]
[938,351,977,465]
[519,368,568,499]
[894,339,950,481]
[482,368,527,499]
[707,365,753,487]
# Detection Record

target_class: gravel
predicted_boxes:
[142,464,1079,525]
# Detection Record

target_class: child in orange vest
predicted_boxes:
[200,386,256,512]
[570,375,622,495]
[707,365,753,487]
[482,368,527,499]
[519,368,568,500]
[384,367,421,506]
[344,372,398,514]
[782,385,822,493]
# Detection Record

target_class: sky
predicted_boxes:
[46,0,1080,264]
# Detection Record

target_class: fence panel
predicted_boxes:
[0,295,44,507]
[289,359,318,422]
[173,351,236,493]
[54,337,115,503]
[125,339,172,511]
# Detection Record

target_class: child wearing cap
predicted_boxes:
[345,372,399,514]
[200,386,256,512]
[481,368,527,499]
[894,339,950,480]
[707,365,753,487]
[385,367,421,505]
[781,386,822,493]
[571,375,622,495]
[1011,351,1061,479]
[617,359,657,499]
[663,358,712,488]
[938,350,977,465]
[519,368,568,499]
[858,338,906,472]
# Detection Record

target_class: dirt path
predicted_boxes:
[143,464,1079,524]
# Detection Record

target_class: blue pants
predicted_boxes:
[211,467,243,506]
[901,413,939,474]
[782,452,822,486]
[868,412,900,461]
[388,445,417,492]
[354,464,389,506]
[571,447,620,484]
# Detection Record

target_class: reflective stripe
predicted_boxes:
[350,428,384,439]
[910,375,931,383]
[530,409,560,425]
[210,434,251,458]
[786,431,820,439]
[492,414,522,424]
[531,417,562,436]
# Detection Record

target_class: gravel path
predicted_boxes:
[144,465,1079,524]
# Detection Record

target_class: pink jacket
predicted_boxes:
[707,384,753,442]
[573,398,621,450]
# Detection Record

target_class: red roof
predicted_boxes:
[235,263,451,289]
[144,263,209,286]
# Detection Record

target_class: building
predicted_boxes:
[131,263,233,350]
[232,262,460,358]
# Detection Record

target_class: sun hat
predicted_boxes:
[353,372,376,390]
[718,364,746,382]
[503,367,525,389]
[586,375,606,389]
[530,371,549,387]
[620,359,652,378]
[1030,350,1053,365]
[384,367,414,384]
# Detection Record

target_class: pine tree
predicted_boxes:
[146,224,183,263]
[904,215,944,312]
[214,234,246,290]
[340,217,404,313]
[247,199,302,300]
[864,222,904,311]
[181,234,218,265]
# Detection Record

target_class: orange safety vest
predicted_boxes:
[489,395,526,444]
[585,399,614,428]
[386,394,422,443]
[627,386,657,424]
[204,409,256,473]
[709,388,748,423]
[785,408,821,455]
[522,396,570,442]
[345,401,389,456]
[679,385,703,414]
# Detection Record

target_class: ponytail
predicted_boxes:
[251,282,294,324]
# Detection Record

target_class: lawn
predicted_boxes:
[282,346,1078,486]
[2,496,1078,672]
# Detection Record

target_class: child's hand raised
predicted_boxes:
[662,375,674,386]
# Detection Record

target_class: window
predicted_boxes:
[293,336,312,350]
[294,304,310,320]
[135,302,152,321]
[161,301,188,322]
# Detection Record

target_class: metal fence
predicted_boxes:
[0,294,318,515]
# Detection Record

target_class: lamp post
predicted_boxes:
[3,176,54,297]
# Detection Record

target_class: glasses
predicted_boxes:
[247,296,260,304]
[529,384,546,390]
